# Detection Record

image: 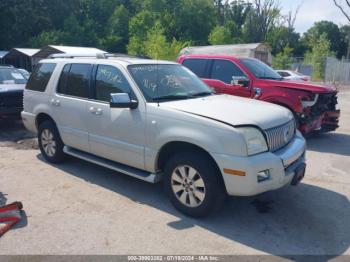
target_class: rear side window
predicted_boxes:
[182,59,208,78]
[95,65,133,102]
[26,63,56,92]
[211,59,245,84]
[57,64,91,98]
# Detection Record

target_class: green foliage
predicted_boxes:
[100,5,129,52]
[272,46,293,69]
[209,26,233,45]
[30,31,65,48]
[304,21,347,58]
[130,21,189,60]
[304,33,335,80]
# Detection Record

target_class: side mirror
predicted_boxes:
[231,76,250,88]
[110,93,138,109]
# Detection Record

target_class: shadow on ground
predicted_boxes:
[307,132,350,156]
[0,120,37,149]
[38,154,350,258]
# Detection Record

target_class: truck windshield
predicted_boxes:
[128,64,213,102]
[0,68,27,84]
[239,59,283,80]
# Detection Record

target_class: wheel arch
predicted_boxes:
[156,141,226,192]
[35,113,56,129]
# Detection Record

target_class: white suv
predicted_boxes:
[22,54,306,217]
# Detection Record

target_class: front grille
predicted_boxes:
[0,90,23,109]
[265,120,296,152]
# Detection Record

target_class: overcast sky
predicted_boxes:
[280,0,349,33]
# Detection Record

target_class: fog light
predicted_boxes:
[257,170,270,183]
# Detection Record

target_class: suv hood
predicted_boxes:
[0,83,25,92]
[162,95,293,130]
[258,79,337,94]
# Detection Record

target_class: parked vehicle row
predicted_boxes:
[22,54,307,217]
[178,55,340,134]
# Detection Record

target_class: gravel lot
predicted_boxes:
[0,89,349,257]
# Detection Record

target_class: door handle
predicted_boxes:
[50,99,60,107]
[89,107,103,115]
[95,108,103,115]
[89,107,97,114]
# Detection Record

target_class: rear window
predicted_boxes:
[26,63,56,92]
[182,59,208,78]
[57,64,91,98]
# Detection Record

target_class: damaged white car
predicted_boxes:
[22,54,306,217]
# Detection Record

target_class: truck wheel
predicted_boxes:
[38,121,67,164]
[164,152,226,217]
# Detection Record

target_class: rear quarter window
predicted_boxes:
[182,59,209,78]
[26,63,56,92]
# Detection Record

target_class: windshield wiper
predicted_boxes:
[152,95,190,101]
[190,91,214,97]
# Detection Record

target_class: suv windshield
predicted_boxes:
[0,68,27,84]
[128,64,213,102]
[240,59,282,80]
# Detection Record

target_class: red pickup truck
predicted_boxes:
[178,55,340,134]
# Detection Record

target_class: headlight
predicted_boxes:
[238,127,268,156]
[300,94,319,108]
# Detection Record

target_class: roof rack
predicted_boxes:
[49,53,151,60]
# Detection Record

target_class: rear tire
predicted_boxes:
[164,152,226,218]
[38,121,67,164]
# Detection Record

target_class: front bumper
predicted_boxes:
[299,110,340,134]
[0,90,23,118]
[212,131,306,196]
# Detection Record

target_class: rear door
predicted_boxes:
[208,59,251,97]
[53,63,92,152]
[86,64,146,170]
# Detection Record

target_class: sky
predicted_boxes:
[280,0,349,34]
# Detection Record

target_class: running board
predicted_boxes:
[63,146,162,183]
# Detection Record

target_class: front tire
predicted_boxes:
[38,121,66,164]
[164,152,226,218]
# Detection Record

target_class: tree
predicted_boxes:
[304,21,346,58]
[340,25,350,58]
[127,11,158,55]
[242,0,281,43]
[267,26,300,55]
[272,46,293,69]
[208,26,233,45]
[333,0,350,22]
[100,5,129,52]
[140,21,188,60]
[30,31,65,48]
[304,33,335,80]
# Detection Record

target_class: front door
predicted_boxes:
[86,64,146,170]
[208,59,251,98]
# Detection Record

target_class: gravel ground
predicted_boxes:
[0,90,349,257]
